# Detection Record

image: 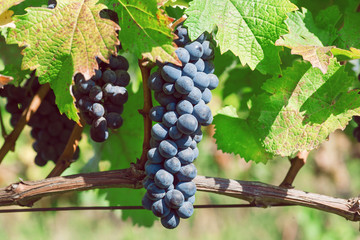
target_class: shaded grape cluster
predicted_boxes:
[72,55,130,142]
[0,79,79,166]
[142,24,218,229]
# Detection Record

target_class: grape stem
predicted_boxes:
[279,151,308,188]
[171,16,187,31]
[0,170,358,222]
[137,58,153,170]
[0,83,50,163]
[47,119,84,178]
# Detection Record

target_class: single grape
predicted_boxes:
[164,189,184,209]
[177,114,198,134]
[193,72,210,90]
[162,111,179,128]
[152,199,170,217]
[185,41,204,61]
[176,181,196,198]
[159,140,178,158]
[102,69,117,84]
[105,112,123,129]
[175,48,190,65]
[164,157,181,174]
[161,64,182,83]
[154,169,174,189]
[176,201,194,219]
[182,63,197,79]
[151,123,169,141]
[175,76,194,94]
[149,106,166,122]
[176,100,193,115]
[177,148,195,164]
[147,148,164,164]
[161,211,180,229]
[177,163,197,181]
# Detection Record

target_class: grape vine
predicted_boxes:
[0,0,359,233]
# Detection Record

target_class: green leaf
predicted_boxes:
[0,36,30,84]
[99,86,156,227]
[214,106,273,163]
[222,66,268,112]
[101,0,179,64]
[336,9,360,49]
[275,8,340,73]
[184,0,297,75]
[6,0,120,121]
[253,59,360,156]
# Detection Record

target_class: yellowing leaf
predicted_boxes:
[7,0,120,121]
[290,46,334,74]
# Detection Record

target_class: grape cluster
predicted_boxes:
[72,55,130,142]
[0,79,79,166]
[142,24,218,229]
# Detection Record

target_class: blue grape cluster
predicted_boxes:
[72,55,130,142]
[142,24,218,229]
[0,78,79,166]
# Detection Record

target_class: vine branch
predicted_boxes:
[0,170,358,221]
[0,83,50,163]
[137,58,153,169]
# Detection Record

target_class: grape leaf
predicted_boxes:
[223,67,268,111]
[101,0,179,64]
[214,106,273,163]
[6,0,120,121]
[0,36,30,84]
[99,86,156,227]
[252,59,360,156]
[214,60,360,162]
[336,9,360,50]
[184,0,297,75]
[275,8,340,73]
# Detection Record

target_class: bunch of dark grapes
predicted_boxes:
[72,55,130,142]
[0,79,79,166]
[142,24,218,229]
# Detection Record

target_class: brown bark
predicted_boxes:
[0,170,358,221]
